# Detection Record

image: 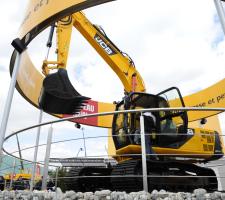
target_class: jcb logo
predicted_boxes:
[94,34,116,55]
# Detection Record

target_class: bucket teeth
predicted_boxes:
[39,68,90,114]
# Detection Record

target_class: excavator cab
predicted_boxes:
[112,87,188,151]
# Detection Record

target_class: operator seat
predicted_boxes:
[159,122,188,146]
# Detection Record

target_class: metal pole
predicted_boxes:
[42,125,53,190]
[140,113,148,192]
[16,134,24,171]
[0,52,22,160]
[30,110,43,191]
[214,0,225,34]
[4,179,6,190]
[55,167,59,189]
[9,158,16,189]
[81,128,87,157]
[55,167,59,199]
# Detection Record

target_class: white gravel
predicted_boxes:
[0,188,225,200]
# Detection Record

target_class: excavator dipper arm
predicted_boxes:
[42,12,146,93]
[39,11,146,114]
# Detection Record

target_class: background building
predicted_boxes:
[0,154,42,178]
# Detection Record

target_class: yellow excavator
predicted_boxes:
[38,12,224,192]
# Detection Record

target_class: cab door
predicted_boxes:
[157,87,188,146]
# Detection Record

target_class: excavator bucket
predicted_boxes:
[39,68,90,114]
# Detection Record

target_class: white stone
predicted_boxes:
[118,192,127,200]
[172,193,184,200]
[95,190,111,200]
[84,192,94,200]
[44,192,53,200]
[5,189,225,200]
[54,187,63,200]
[221,193,225,200]
[158,189,168,199]
[214,191,222,199]
[193,189,207,197]
[110,191,118,200]
[138,191,151,200]
[64,190,76,198]
[185,192,192,200]
[110,191,127,200]
[204,193,211,200]
[151,189,159,200]
[77,191,84,199]
[177,192,186,199]
[129,192,137,199]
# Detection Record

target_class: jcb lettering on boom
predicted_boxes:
[94,34,116,55]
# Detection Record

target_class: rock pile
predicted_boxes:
[0,188,225,199]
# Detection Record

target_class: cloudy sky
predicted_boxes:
[0,0,225,166]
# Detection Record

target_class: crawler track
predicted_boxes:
[65,167,112,192]
[64,168,80,192]
[111,159,218,192]
[64,160,218,192]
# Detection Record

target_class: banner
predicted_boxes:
[10,49,225,128]
[184,78,225,121]
[19,0,114,45]
[10,0,224,128]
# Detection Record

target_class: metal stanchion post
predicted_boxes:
[0,51,23,160]
[55,167,59,189]
[140,113,148,192]
[4,179,6,190]
[55,167,59,200]
[54,168,58,200]
[9,158,16,190]
[214,0,225,34]
[81,127,87,157]
[30,110,43,191]
[16,134,24,171]
[42,125,53,190]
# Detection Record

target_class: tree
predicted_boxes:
[48,167,68,192]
